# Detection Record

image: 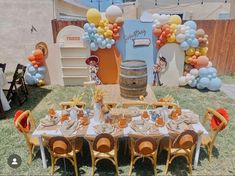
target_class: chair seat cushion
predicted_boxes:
[94,150,115,158]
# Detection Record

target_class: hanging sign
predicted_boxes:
[133,38,151,47]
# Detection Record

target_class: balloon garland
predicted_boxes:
[152,13,222,91]
[82,6,124,51]
[25,43,47,86]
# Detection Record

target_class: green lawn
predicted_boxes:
[0,85,235,176]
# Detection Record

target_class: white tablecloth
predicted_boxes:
[0,69,11,111]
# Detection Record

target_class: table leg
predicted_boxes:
[194,135,202,169]
[38,136,47,168]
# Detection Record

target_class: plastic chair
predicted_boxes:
[161,130,201,175]
[128,134,159,176]
[85,133,120,176]
[14,110,38,164]
[202,107,228,162]
[42,135,83,176]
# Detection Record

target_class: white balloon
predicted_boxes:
[105,5,123,23]
[152,13,160,20]
[179,77,187,86]
[207,61,213,67]
[176,34,186,43]
[190,68,199,77]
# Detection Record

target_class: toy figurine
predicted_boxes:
[86,55,102,85]
[153,56,167,86]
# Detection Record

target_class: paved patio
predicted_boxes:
[221,84,235,101]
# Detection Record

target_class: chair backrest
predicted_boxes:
[129,134,159,155]
[60,101,86,110]
[14,110,35,134]
[47,136,73,155]
[203,107,228,145]
[172,130,198,150]
[93,133,115,153]
[0,63,6,72]
[152,101,179,109]
[122,102,149,109]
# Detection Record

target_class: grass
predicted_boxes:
[0,85,235,176]
[220,74,235,84]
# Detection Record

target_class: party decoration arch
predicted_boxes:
[152,13,222,91]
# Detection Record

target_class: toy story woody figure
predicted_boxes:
[153,56,168,86]
[86,55,102,85]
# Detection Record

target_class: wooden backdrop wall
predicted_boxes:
[51,19,235,75]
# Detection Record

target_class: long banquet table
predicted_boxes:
[32,109,208,169]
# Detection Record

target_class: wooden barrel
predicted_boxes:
[120,60,147,99]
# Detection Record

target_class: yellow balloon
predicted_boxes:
[195,50,201,57]
[167,34,176,43]
[185,56,191,64]
[97,27,105,35]
[106,30,113,36]
[86,8,101,26]
[169,15,182,25]
[186,47,195,56]
[199,47,208,55]
[170,24,177,30]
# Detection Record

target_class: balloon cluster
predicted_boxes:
[25,49,46,86]
[152,13,221,91]
[83,6,123,51]
[179,67,222,91]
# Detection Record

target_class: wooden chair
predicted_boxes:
[3,64,28,105]
[59,101,86,110]
[201,107,228,162]
[42,135,83,176]
[151,101,179,109]
[0,63,6,72]
[161,130,201,175]
[86,133,120,176]
[122,102,149,109]
[128,134,159,176]
[14,110,38,164]
[0,100,5,118]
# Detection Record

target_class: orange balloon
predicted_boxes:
[113,33,120,40]
[113,28,118,33]
[195,56,209,69]
[33,49,44,61]
[28,54,35,62]
[113,23,118,28]
[153,28,162,37]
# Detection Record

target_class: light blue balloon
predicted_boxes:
[90,42,98,51]
[92,27,97,33]
[101,40,107,46]
[97,37,102,44]
[83,23,90,31]
[180,41,190,50]
[87,27,93,33]
[199,77,210,88]
[208,78,222,91]
[94,33,99,38]
[197,83,205,90]
[212,72,217,78]
[28,65,37,75]
[198,67,209,77]
[191,38,199,47]
[189,29,196,35]
[186,38,192,45]
[90,23,95,27]
[107,43,112,49]
[106,39,112,44]
[25,73,37,85]
[208,67,217,75]
[189,79,197,88]
[99,42,106,49]
[184,20,197,30]
[38,66,46,74]
[35,73,44,80]
[110,39,115,45]
[208,75,212,79]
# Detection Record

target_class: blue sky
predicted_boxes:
[80,0,123,11]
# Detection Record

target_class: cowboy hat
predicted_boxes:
[86,55,99,65]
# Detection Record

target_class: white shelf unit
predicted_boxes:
[60,47,90,86]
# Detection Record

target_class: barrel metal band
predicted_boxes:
[120,66,147,70]
[120,74,147,79]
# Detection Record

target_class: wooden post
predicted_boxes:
[231,0,235,19]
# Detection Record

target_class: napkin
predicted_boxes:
[181,111,199,124]
[60,120,78,136]
[40,115,59,127]
[166,120,189,133]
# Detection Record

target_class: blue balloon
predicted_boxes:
[94,33,99,38]
[99,42,106,49]
[106,43,112,49]
[97,37,102,44]
[180,41,189,50]
[212,72,217,78]
[184,20,197,30]
[189,29,196,35]
[87,27,93,33]
[208,67,217,75]
[197,83,205,90]
[189,79,197,88]
[90,42,98,51]
[101,40,107,46]
[35,73,44,80]
[208,78,222,91]
[25,73,37,85]
[199,77,210,88]
[83,23,90,31]
[186,38,192,45]
[191,38,199,47]
[38,66,46,74]
[198,68,209,77]
[28,65,37,75]
[92,27,97,33]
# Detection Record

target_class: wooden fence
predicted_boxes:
[51,19,235,75]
